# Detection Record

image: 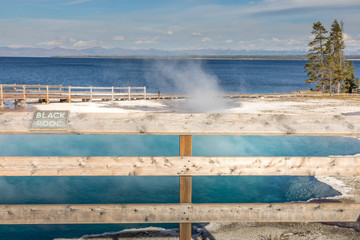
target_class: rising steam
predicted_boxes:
[147,60,229,113]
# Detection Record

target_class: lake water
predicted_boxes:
[1,58,360,239]
[0,57,350,94]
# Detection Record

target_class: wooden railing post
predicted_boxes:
[128,86,131,101]
[144,86,146,100]
[0,85,4,108]
[68,86,72,103]
[179,135,192,240]
[46,86,49,104]
[23,85,26,106]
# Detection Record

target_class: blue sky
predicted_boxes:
[1,0,360,53]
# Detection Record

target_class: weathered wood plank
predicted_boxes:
[0,112,360,135]
[1,156,359,176]
[1,203,359,224]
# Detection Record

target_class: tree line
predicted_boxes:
[305,20,359,94]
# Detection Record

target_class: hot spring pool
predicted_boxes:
[0,135,359,240]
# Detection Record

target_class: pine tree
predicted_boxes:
[327,20,346,93]
[343,61,360,93]
[324,54,336,95]
[305,20,359,94]
[304,21,328,91]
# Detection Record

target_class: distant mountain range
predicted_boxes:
[0,46,310,57]
[0,46,359,59]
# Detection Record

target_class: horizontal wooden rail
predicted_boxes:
[1,156,359,177]
[1,112,360,136]
[0,112,359,237]
[1,203,360,224]
[1,85,145,90]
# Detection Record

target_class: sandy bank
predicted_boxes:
[23,95,360,116]
[228,97,360,115]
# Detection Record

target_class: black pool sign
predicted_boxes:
[31,111,69,131]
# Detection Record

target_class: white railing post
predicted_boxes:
[90,86,93,102]
[46,85,49,104]
[111,86,114,101]
[144,86,146,100]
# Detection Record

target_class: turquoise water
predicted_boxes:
[1,135,360,240]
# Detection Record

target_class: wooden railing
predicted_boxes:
[0,84,149,107]
[0,112,360,240]
[2,84,360,108]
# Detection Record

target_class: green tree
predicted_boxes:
[305,19,359,94]
[343,61,360,93]
[324,54,336,95]
[304,21,328,91]
[327,20,346,93]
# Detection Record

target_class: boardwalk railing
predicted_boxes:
[0,112,360,240]
[0,84,151,107]
[2,84,360,108]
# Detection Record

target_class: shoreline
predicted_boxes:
[314,176,353,200]
[3,93,360,116]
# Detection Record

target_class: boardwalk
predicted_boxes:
[0,84,187,107]
[1,84,360,108]
[0,84,144,106]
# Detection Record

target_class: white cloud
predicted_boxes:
[343,33,360,47]
[37,37,98,48]
[201,37,212,42]
[249,0,360,15]
[7,44,32,48]
[37,37,76,47]
[164,31,174,35]
[73,40,98,47]
[237,37,307,51]
[38,41,57,46]
[134,38,158,45]
[66,0,92,5]
[113,36,125,41]
[192,32,202,36]
[225,39,233,43]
